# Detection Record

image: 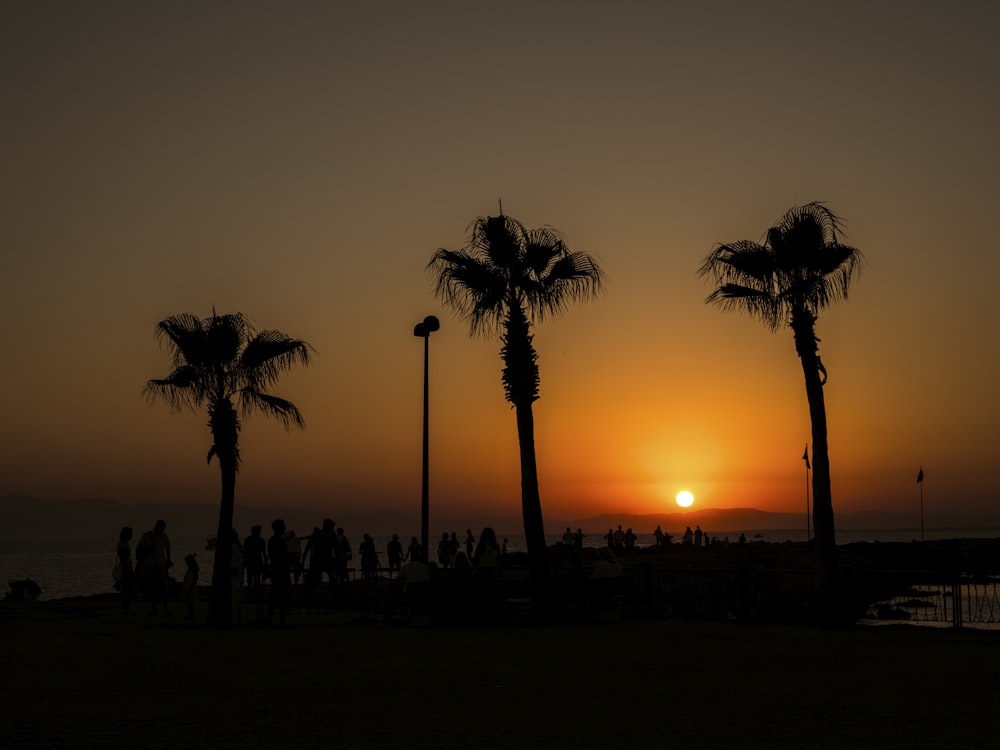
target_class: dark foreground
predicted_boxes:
[1,596,996,749]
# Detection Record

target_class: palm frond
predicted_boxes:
[239,390,305,429]
[147,310,310,433]
[240,332,313,390]
[143,366,205,411]
[428,248,507,335]
[432,212,605,336]
[701,203,864,327]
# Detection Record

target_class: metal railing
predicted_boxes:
[240,564,1000,628]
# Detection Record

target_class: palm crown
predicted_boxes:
[699,202,864,332]
[144,311,311,465]
[429,214,606,336]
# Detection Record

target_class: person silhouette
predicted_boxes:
[407,536,423,564]
[229,529,244,621]
[472,526,501,584]
[268,519,291,626]
[335,527,352,583]
[285,529,302,587]
[437,532,451,568]
[360,533,378,580]
[181,553,199,620]
[137,520,172,616]
[387,534,404,575]
[115,526,135,614]
[243,525,267,596]
[305,519,337,603]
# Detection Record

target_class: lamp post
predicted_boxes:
[414,315,439,562]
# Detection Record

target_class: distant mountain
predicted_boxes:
[0,495,417,541]
[2,495,998,540]
[562,508,1000,533]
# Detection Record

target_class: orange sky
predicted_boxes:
[2,2,998,529]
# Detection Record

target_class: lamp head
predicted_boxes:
[414,315,440,337]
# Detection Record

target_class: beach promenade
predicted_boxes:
[1,596,995,749]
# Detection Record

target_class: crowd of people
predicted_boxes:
[112,518,744,623]
[111,519,509,624]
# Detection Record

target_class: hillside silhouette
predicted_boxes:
[3,495,996,541]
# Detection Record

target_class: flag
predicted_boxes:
[802,445,810,470]
[917,467,924,484]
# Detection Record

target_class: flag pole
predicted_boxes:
[917,466,925,541]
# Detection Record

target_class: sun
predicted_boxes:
[675,490,695,508]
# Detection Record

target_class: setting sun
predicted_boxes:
[676,490,695,508]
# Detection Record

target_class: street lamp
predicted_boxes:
[413,315,439,562]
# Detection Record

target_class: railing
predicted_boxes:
[237,565,1000,628]
[848,569,1000,629]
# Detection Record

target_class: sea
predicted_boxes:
[4,528,999,601]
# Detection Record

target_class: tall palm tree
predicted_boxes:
[429,212,606,593]
[144,310,311,626]
[698,202,864,615]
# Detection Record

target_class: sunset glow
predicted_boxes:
[1,4,997,531]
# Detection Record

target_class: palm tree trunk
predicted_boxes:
[792,315,839,620]
[208,401,239,627]
[502,303,549,607]
[514,401,549,592]
[209,454,237,626]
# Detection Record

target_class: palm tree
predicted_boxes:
[429,212,606,594]
[698,202,864,615]
[144,311,311,626]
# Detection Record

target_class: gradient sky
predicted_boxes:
[3,2,998,528]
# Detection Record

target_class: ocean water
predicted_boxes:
[3,529,999,601]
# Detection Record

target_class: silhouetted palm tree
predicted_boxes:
[429,213,606,593]
[698,203,864,614]
[144,311,311,626]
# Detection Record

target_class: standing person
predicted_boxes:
[612,525,625,553]
[624,528,637,559]
[115,526,136,614]
[360,533,378,580]
[406,536,423,564]
[653,525,665,549]
[267,519,291,626]
[386,534,404,575]
[464,529,476,558]
[181,554,199,620]
[285,529,303,587]
[300,526,321,581]
[437,532,451,568]
[448,532,460,566]
[335,527,352,583]
[137,520,172,616]
[472,527,501,584]
[229,529,244,622]
[243,525,267,596]
[574,529,586,551]
[305,520,336,604]
[694,525,703,547]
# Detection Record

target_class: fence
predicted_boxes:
[241,564,1000,628]
[848,569,1000,629]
